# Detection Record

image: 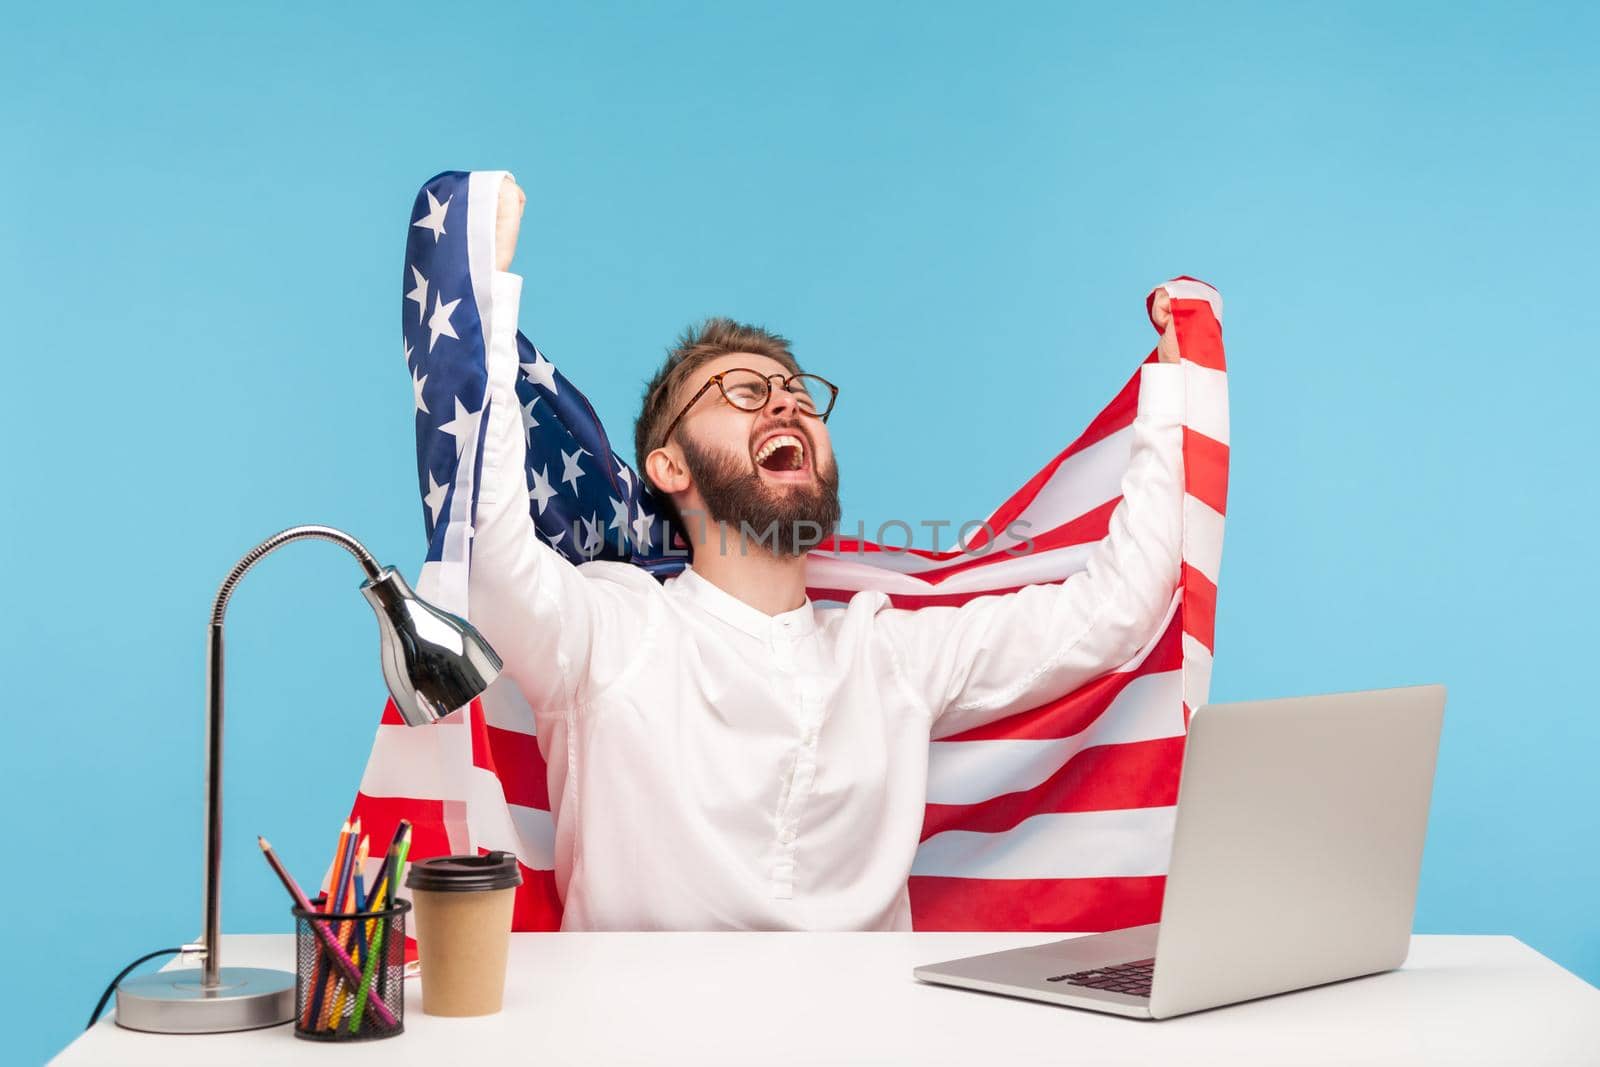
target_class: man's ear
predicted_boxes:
[643,446,691,496]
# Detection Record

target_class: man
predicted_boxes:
[470,177,1185,930]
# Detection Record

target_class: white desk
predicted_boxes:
[52,932,1600,1065]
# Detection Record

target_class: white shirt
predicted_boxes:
[470,271,1186,931]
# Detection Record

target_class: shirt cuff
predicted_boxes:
[1136,362,1184,422]
[493,270,524,303]
[485,270,525,399]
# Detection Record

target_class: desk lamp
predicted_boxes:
[115,524,502,1033]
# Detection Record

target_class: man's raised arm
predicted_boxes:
[880,292,1187,740]
[464,177,642,716]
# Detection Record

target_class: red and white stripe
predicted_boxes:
[351,276,1227,934]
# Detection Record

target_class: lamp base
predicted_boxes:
[115,966,296,1033]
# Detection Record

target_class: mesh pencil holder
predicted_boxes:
[291,896,411,1041]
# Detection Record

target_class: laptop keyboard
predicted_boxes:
[1046,957,1154,998]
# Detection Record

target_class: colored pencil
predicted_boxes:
[347,836,393,1035]
[326,838,372,1030]
[352,864,370,965]
[256,837,399,1030]
[390,828,413,906]
[350,825,410,1032]
[310,826,359,1028]
[372,828,411,1004]
[361,819,411,912]
[321,821,353,907]
[325,835,370,1028]
[377,827,413,1003]
[351,819,409,1020]
[300,821,353,1028]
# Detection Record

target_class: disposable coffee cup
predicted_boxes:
[406,851,522,1016]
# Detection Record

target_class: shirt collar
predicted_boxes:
[672,565,818,639]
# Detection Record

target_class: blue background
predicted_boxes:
[5,3,1596,1061]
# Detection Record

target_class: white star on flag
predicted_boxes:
[412,365,429,415]
[614,459,633,492]
[520,351,558,394]
[560,447,587,490]
[411,190,451,242]
[578,514,603,558]
[543,526,566,551]
[437,397,481,457]
[423,471,448,525]
[428,292,461,352]
[405,266,429,324]
[528,464,557,513]
[608,496,630,534]
[631,507,655,548]
[520,395,541,437]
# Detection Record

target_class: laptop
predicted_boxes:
[913,684,1445,1019]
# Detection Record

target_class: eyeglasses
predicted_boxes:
[658,368,839,450]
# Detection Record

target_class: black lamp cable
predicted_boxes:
[86,947,184,1029]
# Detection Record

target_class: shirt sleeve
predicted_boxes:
[880,362,1187,740]
[465,270,648,719]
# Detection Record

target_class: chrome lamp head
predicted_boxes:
[361,566,502,726]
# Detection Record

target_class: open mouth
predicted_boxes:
[754,432,808,476]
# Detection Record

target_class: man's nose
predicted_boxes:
[763,378,797,417]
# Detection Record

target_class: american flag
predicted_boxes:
[351,170,1228,933]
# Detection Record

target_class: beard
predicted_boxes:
[677,428,841,557]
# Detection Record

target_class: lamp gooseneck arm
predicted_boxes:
[210,525,383,625]
[199,524,383,989]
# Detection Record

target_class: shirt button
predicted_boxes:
[803,729,818,745]
[781,828,796,844]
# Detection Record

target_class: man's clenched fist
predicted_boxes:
[496,176,526,273]
[1150,288,1180,365]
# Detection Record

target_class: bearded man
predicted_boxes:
[469,177,1186,930]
